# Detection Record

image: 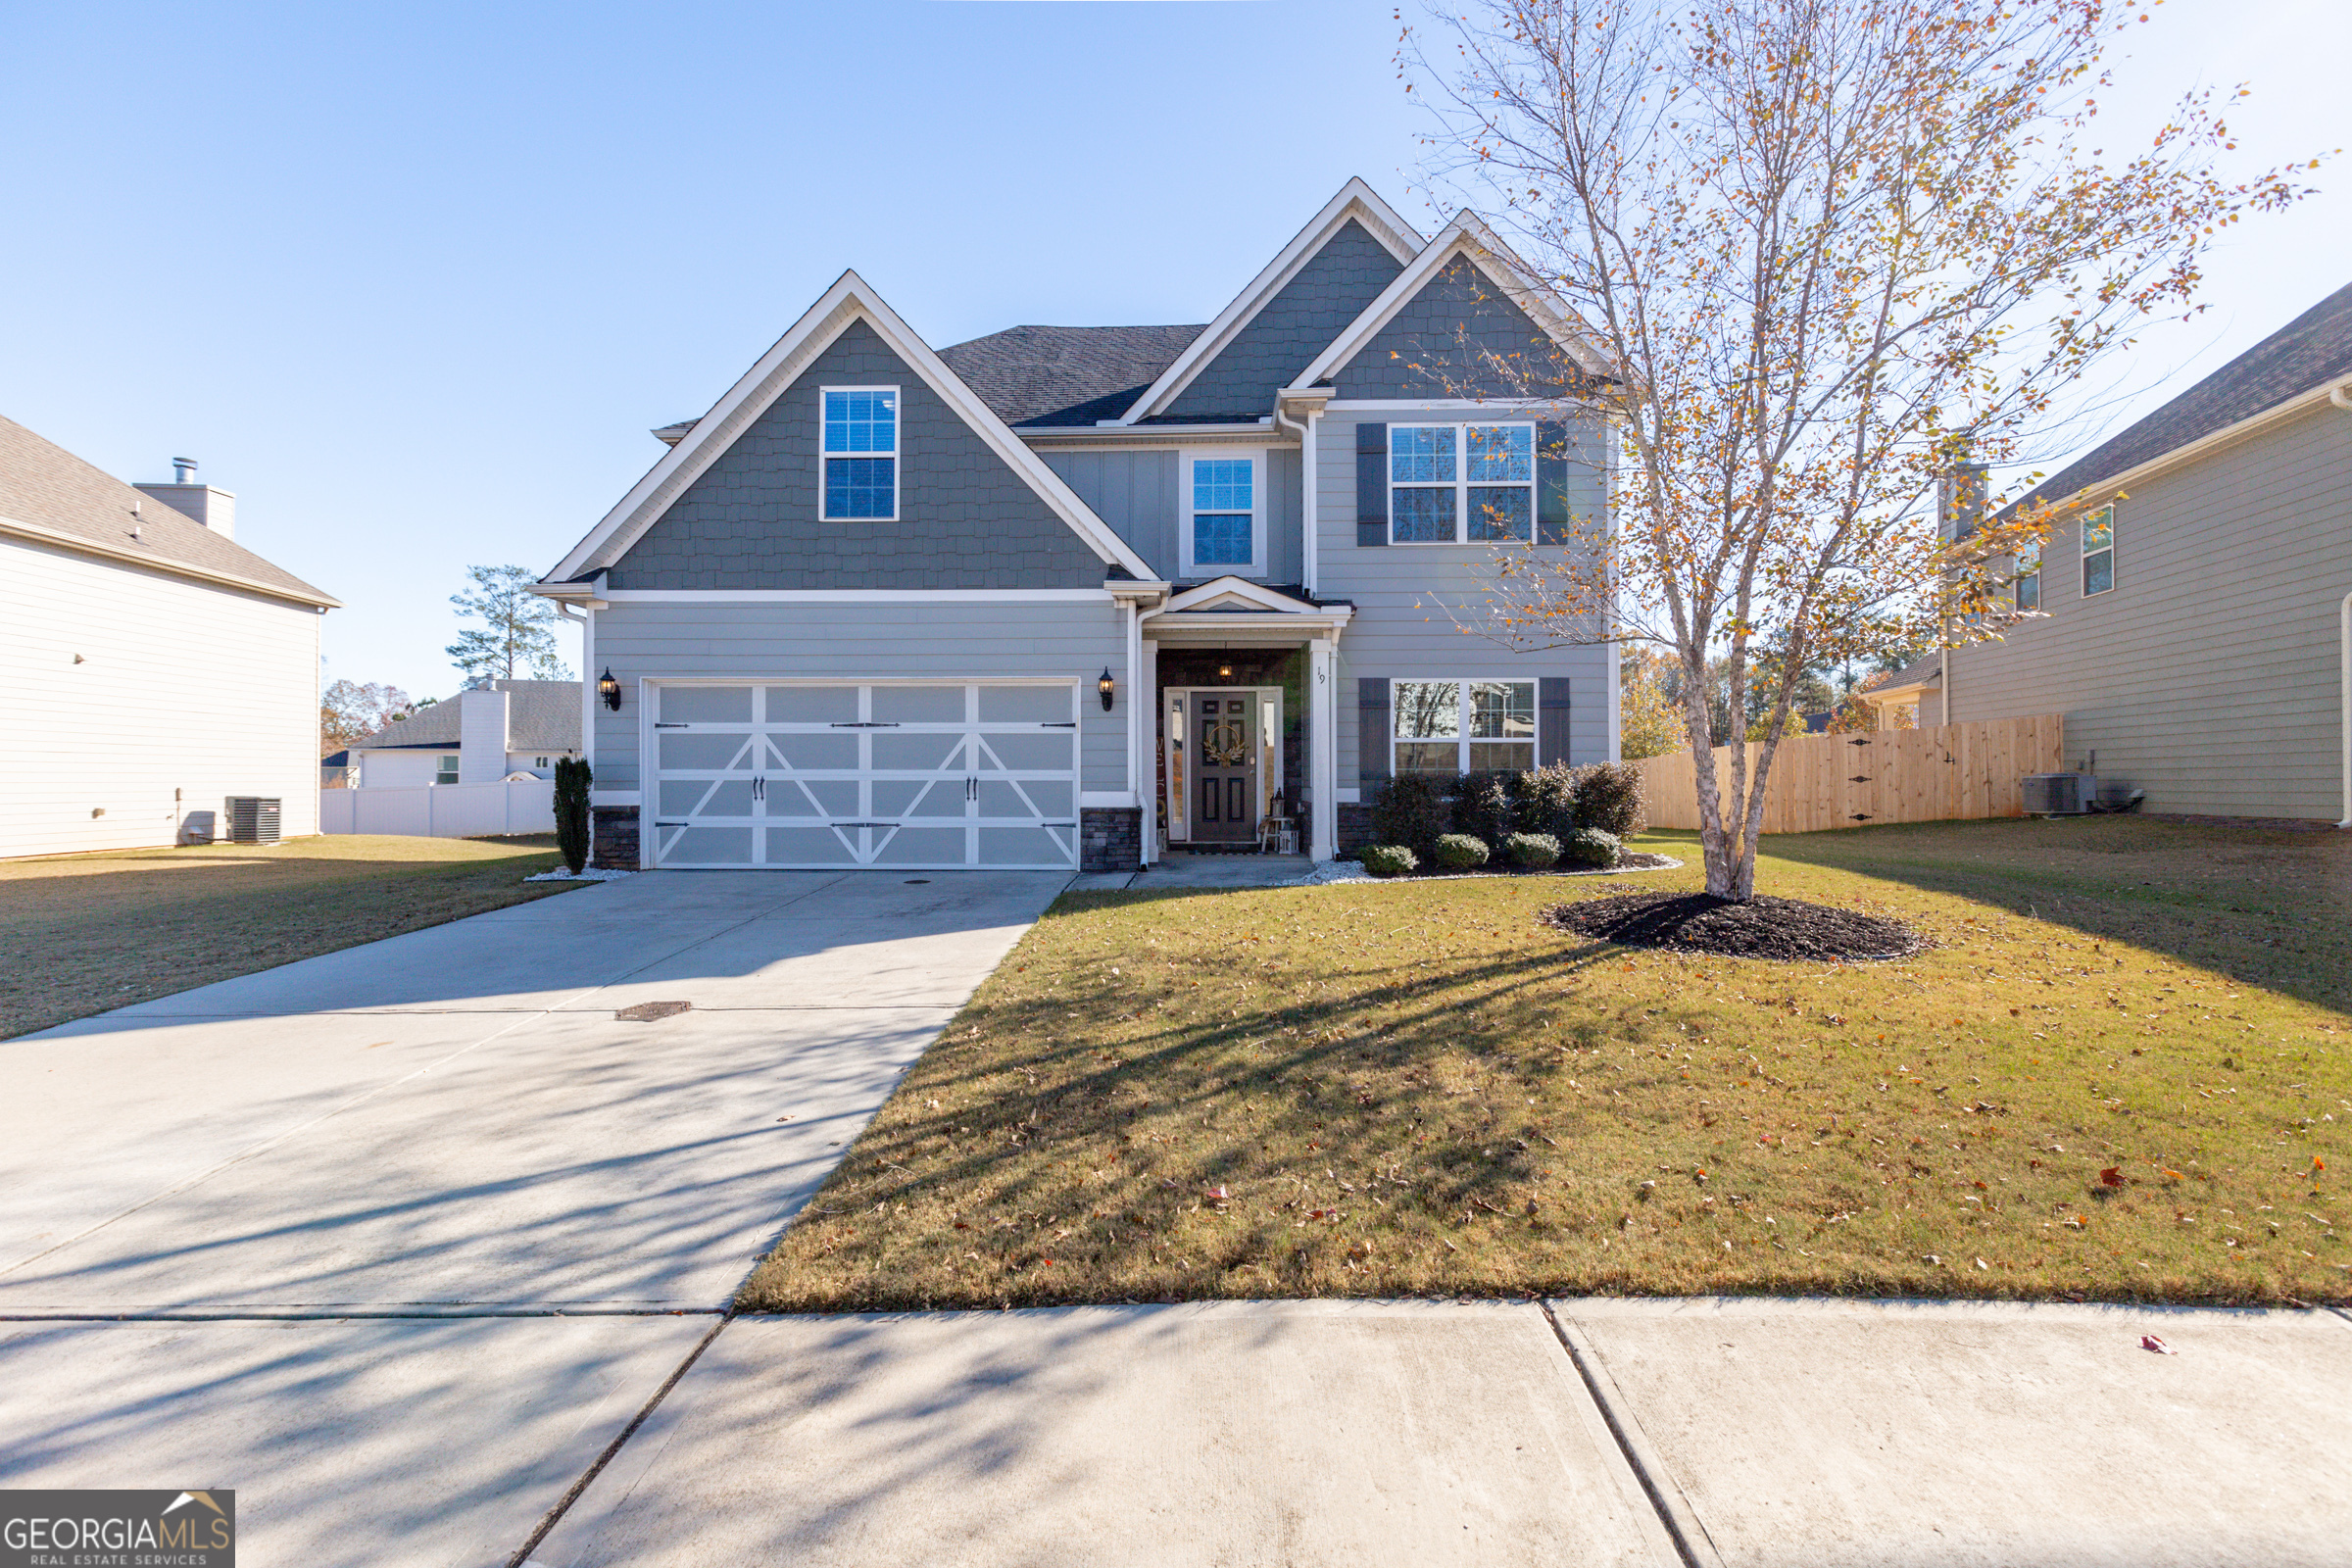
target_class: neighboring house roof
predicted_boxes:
[1862,657,1941,702]
[2013,279,2352,513]
[937,324,1208,427]
[355,680,582,751]
[0,415,338,609]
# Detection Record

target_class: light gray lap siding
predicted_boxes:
[1158,219,1405,421]
[1334,257,1569,401]
[1948,402,2352,818]
[1041,444,1302,584]
[608,320,1104,590]
[1319,404,1615,785]
[589,601,1131,792]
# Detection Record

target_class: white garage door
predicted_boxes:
[648,682,1081,869]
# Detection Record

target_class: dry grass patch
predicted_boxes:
[744,819,2350,1312]
[0,834,580,1037]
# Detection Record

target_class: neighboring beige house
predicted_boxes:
[1915,281,2352,822]
[1,416,338,857]
[344,680,580,788]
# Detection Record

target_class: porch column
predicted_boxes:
[1140,633,1159,862]
[1308,634,1337,859]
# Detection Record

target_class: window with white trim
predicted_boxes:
[1392,679,1536,773]
[435,755,460,785]
[1182,450,1263,575]
[2013,541,2040,612]
[821,387,899,520]
[2080,504,2114,597]
[1391,423,1534,544]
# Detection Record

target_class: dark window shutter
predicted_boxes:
[1357,676,1391,786]
[1355,423,1389,547]
[1537,419,1572,546]
[1539,677,1574,767]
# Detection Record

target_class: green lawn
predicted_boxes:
[743,817,2350,1312]
[0,834,582,1038]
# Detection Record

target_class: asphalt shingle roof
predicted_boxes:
[357,680,582,752]
[0,415,336,607]
[936,324,1208,427]
[2015,279,2352,511]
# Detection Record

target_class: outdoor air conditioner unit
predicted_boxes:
[224,796,283,845]
[2021,773,2094,816]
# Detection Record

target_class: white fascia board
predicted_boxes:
[0,514,342,610]
[546,269,1155,583]
[595,588,1118,604]
[2028,372,2352,515]
[1018,424,1295,445]
[1161,575,1320,613]
[1288,211,1609,391]
[1118,178,1424,425]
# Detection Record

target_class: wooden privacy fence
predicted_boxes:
[1629,714,2065,834]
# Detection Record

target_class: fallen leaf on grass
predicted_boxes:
[2100,1167,2128,1188]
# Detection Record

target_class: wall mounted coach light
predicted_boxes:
[1098,667,1116,712]
[598,667,622,710]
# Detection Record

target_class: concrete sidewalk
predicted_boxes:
[528,1296,2352,1568]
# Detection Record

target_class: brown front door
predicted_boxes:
[1190,693,1256,843]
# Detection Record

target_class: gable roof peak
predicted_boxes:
[1118,179,1424,424]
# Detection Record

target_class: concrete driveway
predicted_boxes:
[0,868,1065,1567]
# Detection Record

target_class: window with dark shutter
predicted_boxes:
[1355,423,1388,547]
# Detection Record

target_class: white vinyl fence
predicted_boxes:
[319,779,556,838]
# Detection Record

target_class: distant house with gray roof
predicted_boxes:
[2,416,337,857]
[346,679,581,788]
[1931,280,2352,822]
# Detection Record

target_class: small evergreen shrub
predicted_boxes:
[1563,827,1622,869]
[1452,772,1516,846]
[553,757,594,873]
[1503,832,1561,869]
[1360,844,1418,878]
[1431,834,1490,871]
[1513,764,1580,843]
[1371,773,1453,859]
[1573,761,1647,839]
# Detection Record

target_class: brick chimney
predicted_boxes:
[135,458,236,540]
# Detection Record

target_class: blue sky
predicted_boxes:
[2,0,2343,701]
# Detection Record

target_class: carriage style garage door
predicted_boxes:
[649,682,1081,870]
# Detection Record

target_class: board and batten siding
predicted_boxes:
[1948,399,2352,819]
[1040,445,1302,585]
[3,536,322,857]
[587,601,1132,794]
[1314,406,1615,793]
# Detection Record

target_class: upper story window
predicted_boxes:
[1391,423,1534,545]
[1392,679,1536,773]
[1182,451,1263,576]
[821,388,899,520]
[2081,504,2114,597]
[2013,541,2040,612]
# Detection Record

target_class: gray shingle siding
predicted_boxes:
[607,320,1105,590]
[1159,220,1405,421]
[1333,257,1572,402]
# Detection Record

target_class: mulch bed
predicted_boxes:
[1542,890,1925,961]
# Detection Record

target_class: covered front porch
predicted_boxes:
[1137,577,1350,862]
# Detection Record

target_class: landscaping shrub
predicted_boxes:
[1514,764,1581,843]
[1431,834,1490,871]
[1574,761,1647,838]
[1452,772,1516,846]
[1370,773,1452,859]
[1359,845,1417,878]
[1502,832,1561,869]
[1563,827,1622,869]
[554,757,593,873]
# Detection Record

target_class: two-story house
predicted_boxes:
[535,180,1617,871]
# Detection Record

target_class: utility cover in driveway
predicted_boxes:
[648,682,1080,870]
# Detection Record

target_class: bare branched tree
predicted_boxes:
[1405,0,2313,898]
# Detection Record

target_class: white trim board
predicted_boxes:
[545,269,1155,583]
[1119,178,1423,425]
[1288,211,1610,392]
[595,588,1118,604]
